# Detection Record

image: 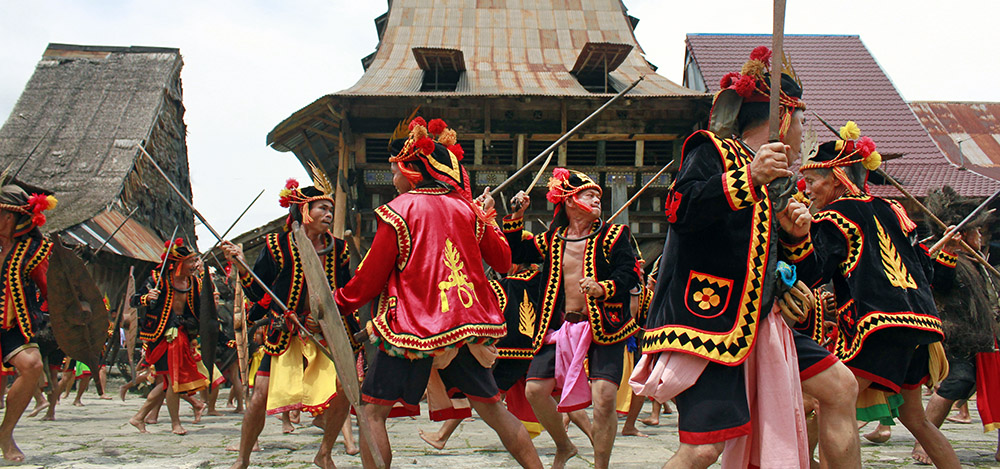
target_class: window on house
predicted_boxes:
[413,47,465,92]
[571,42,633,93]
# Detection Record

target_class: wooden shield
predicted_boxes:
[199,272,219,386]
[46,236,110,393]
[123,267,137,379]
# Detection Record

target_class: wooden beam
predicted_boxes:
[516,135,525,167]
[305,126,341,142]
[326,103,345,122]
[300,131,323,163]
[314,116,341,129]
[635,140,645,166]
[333,128,348,239]
[558,102,567,167]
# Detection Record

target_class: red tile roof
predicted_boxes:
[685,34,1000,197]
[910,101,1000,182]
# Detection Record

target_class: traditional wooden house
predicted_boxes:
[0,43,196,300]
[267,0,711,259]
[911,101,1000,184]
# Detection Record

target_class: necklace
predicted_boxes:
[554,219,604,242]
[316,232,335,256]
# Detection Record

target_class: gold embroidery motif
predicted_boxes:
[874,217,916,289]
[438,239,477,312]
[518,290,536,338]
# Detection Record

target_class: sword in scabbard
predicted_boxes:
[137,144,386,468]
[811,111,1000,277]
[490,75,645,199]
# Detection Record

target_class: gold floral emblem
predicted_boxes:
[693,287,721,310]
[438,238,478,312]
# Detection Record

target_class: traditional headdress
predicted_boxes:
[388,116,472,200]
[545,168,602,227]
[800,121,882,196]
[709,46,807,140]
[0,184,57,238]
[158,237,195,276]
[278,162,336,230]
[924,185,993,237]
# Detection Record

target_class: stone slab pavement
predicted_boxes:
[4,378,999,468]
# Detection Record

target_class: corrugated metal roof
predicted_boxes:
[686,34,1000,197]
[910,101,1000,182]
[60,208,164,263]
[335,0,700,98]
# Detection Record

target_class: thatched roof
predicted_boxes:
[0,43,184,232]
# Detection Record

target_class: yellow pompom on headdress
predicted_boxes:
[801,121,882,195]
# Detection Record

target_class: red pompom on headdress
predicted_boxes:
[719,72,740,89]
[749,46,772,66]
[733,75,757,98]
[415,136,436,156]
[449,143,465,161]
[408,117,427,131]
[427,118,447,136]
[552,167,570,181]
[856,136,876,156]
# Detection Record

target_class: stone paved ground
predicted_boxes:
[5,377,999,468]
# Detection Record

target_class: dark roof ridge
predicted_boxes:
[686,33,860,38]
[911,100,1000,105]
[45,43,180,54]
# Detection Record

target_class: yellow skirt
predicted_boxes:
[265,335,339,417]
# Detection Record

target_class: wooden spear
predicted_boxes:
[608,161,675,223]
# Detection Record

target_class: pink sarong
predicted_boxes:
[629,311,808,468]
[547,320,592,412]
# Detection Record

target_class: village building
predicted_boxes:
[911,101,1000,184]
[0,43,195,300]
[266,0,712,260]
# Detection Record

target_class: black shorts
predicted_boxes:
[846,332,931,393]
[675,360,751,445]
[936,355,976,401]
[1,328,35,366]
[493,358,531,392]
[794,330,839,381]
[256,353,272,374]
[362,346,500,414]
[525,340,626,384]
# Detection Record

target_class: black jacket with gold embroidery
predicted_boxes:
[132,270,203,343]
[1,237,51,340]
[641,130,777,365]
[489,269,546,359]
[502,219,640,345]
[791,194,946,361]
[239,231,357,355]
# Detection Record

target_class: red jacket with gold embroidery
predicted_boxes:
[335,186,511,357]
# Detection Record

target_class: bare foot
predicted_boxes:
[290,410,301,424]
[145,417,158,424]
[638,416,659,426]
[621,426,649,437]
[995,447,1000,463]
[418,429,447,450]
[98,394,113,400]
[193,402,206,424]
[27,401,48,418]
[229,458,249,469]
[313,452,336,469]
[225,442,261,452]
[129,416,149,434]
[73,400,84,407]
[41,412,55,421]
[911,443,932,465]
[282,419,295,434]
[345,443,360,456]
[552,444,577,469]
[172,422,187,435]
[208,410,223,417]
[0,435,25,462]
[118,385,128,401]
[863,425,891,443]
[946,413,972,424]
[662,402,674,414]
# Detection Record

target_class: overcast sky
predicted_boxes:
[1,0,997,247]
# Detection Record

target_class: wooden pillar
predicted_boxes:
[516,134,525,167]
[333,127,348,239]
[610,178,628,226]
[474,139,484,165]
[635,140,645,167]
